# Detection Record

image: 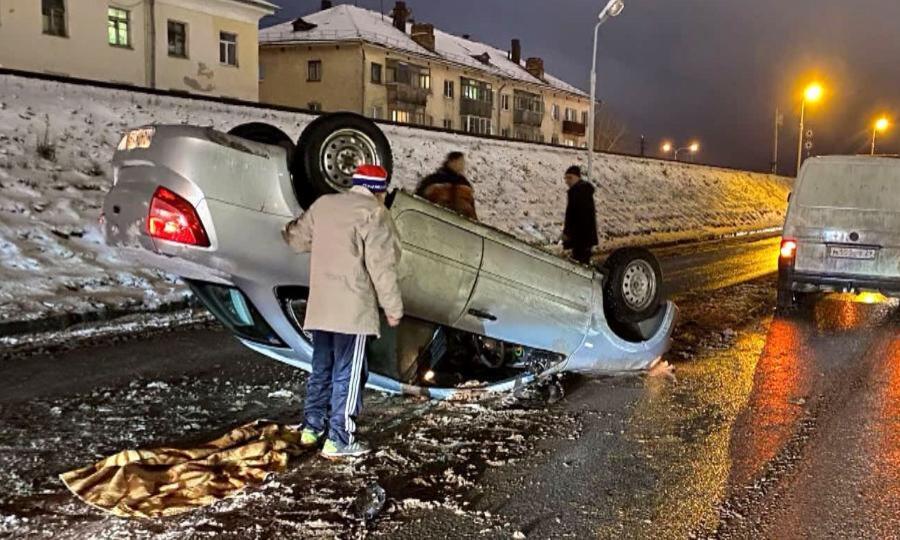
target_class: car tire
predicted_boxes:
[602,247,664,324]
[775,268,811,313]
[227,122,295,166]
[292,113,393,209]
[776,281,797,312]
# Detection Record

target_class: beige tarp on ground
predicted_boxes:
[60,421,303,519]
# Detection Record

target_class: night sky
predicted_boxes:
[263,0,900,174]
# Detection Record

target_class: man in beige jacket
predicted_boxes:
[283,165,403,459]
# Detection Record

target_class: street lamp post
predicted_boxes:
[586,0,625,182]
[872,117,890,155]
[675,142,700,161]
[796,83,823,175]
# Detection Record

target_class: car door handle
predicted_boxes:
[468,308,497,321]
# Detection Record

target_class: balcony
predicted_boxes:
[514,109,544,127]
[460,97,493,118]
[562,120,586,137]
[387,83,429,107]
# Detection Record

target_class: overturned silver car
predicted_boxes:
[103,114,676,399]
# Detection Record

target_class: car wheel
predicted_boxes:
[227,122,295,166]
[292,113,393,209]
[603,247,663,324]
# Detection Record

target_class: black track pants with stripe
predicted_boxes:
[303,331,369,446]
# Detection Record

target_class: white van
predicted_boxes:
[777,155,900,309]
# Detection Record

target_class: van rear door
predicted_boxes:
[789,159,900,281]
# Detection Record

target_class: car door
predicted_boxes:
[457,233,594,356]
[391,202,483,327]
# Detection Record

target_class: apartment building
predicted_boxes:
[259,1,592,146]
[0,0,276,101]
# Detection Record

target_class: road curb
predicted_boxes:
[0,298,202,338]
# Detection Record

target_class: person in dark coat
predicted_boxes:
[415,152,478,220]
[562,165,599,265]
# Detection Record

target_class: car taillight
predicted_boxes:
[147,187,210,247]
[780,238,797,260]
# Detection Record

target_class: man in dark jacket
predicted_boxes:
[415,152,478,220]
[562,165,599,265]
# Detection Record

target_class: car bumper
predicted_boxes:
[790,271,900,295]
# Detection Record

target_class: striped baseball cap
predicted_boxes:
[352,164,389,193]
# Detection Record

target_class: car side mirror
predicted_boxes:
[787,192,792,203]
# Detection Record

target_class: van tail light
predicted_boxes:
[780,238,798,260]
[147,187,210,247]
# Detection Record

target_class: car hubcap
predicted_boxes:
[320,129,381,191]
[621,260,656,311]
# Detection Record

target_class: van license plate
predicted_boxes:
[828,246,877,260]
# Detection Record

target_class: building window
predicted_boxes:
[501,94,510,111]
[582,111,589,125]
[371,62,382,84]
[564,139,576,147]
[551,135,560,145]
[565,108,579,122]
[219,32,237,66]
[460,78,492,104]
[551,104,560,121]
[501,128,510,138]
[107,7,130,47]
[42,0,67,37]
[167,20,187,58]
[391,110,411,124]
[443,118,452,130]
[308,102,322,112]
[371,106,384,119]
[307,60,322,82]
[462,115,492,136]
[443,80,454,99]
[418,72,431,91]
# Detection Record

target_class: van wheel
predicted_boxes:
[227,123,295,165]
[603,248,663,324]
[777,287,812,314]
[776,283,797,312]
[292,113,393,208]
[775,268,808,313]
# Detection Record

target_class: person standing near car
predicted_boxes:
[282,164,403,460]
[415,151,478,220]
[562,165,599,265]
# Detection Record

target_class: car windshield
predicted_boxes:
[797,161,900,212]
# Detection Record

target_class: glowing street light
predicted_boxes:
[872,116,890,155]
[804,83,824,103]
[586,0,626,181]
[663,141,700,161]
[796,82,824,174]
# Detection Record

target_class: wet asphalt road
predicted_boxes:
[1,235,899,539]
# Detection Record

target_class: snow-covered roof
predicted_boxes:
[233,0,278,13]
[259,4,588,98]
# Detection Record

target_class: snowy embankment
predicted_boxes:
[0,73,792,328]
